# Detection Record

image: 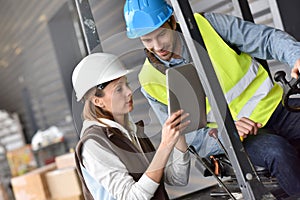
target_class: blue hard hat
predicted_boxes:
[124,0,174,39]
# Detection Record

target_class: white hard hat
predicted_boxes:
[72,53,132,101]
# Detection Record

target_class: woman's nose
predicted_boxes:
[126,86,132,97]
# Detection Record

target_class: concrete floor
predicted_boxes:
[166,159,292,200]
[173,180,291,200]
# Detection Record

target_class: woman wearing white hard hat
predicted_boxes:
[72,53,191,200]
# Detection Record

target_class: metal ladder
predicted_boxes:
[169,0,276,199]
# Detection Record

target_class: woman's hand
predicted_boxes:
[235,117,262,139]
[161,110,190,150]
[146,110,190,182]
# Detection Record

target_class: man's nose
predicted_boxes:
[153,39,162,51]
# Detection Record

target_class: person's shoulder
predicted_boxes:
[202,12,226,19]
[194,12,222,24]
[81,125,108,141]
[81,125,120,150]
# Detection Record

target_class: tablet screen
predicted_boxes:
[166,63,207,134]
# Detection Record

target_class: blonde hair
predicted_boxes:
[82,87,114,123]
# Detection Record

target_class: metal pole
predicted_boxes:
[188,146,237,200]
[74,0,102,54]
[268,0,284,30]
[169,0,276,199]
[72,0,103,134]
[232,0,254,21]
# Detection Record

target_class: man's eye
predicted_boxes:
[159,31,166,37]
[159,33,165,37]
[143,39,151,43]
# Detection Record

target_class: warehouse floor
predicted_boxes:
[166,159,292,200]
[174,180,291,200]
[175,185,291,200]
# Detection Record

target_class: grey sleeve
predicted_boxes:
[204,12,300,68]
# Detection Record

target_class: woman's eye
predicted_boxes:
[116,87,122,92]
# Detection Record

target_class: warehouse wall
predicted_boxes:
[0,0,80,149]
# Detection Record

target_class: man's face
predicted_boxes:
[140,22,177,61]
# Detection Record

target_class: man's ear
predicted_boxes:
[170,15,177,30]
[92,96,105,108]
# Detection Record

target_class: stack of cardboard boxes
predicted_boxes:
[0,110,27,200]
[46,153,82,200]
[6,145,37,177]
[11,163,56,200]
[11,152,83,200]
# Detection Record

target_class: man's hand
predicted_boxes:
[235,117,262,139]
[291,59,300,79]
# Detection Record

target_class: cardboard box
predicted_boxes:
[6,145,37,177]
[55,152,76,169]
[11,163,56,200]
[45,167,82,199]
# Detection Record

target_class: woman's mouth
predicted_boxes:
[127,99,133,106]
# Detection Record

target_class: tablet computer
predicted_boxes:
[166,63,207,134]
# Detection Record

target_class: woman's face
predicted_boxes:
[99,76,133,116]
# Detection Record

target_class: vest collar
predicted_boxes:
[81,115,137,143]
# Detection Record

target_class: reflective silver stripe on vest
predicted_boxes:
[237,77,273,119]
[207,59,260,122]
[207,111,215,123]
[225,59,260,103]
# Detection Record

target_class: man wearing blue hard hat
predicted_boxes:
[123,0,300,196]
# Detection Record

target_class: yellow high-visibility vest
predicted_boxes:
[139,14,283,126]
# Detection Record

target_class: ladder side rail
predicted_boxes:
[170,0,275,199]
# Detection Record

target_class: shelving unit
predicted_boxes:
[0,111,26,151]
[0,110,26,200]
